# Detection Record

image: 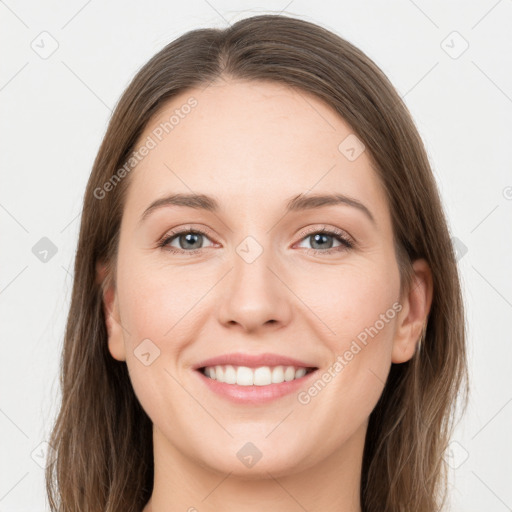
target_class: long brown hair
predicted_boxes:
[46,14,468,511]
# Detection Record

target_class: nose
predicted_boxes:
[217,242,292,333]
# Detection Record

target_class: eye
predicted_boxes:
[158,227,216,254]
[157,225,354,256]
[295,226,354,255]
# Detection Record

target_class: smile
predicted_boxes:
[200,364,316,386]
[195,366,319,405]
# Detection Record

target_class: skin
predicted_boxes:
[98,79,433,512]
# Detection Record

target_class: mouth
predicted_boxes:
[194,365,318,406]
[198,364,318,386]
[194,362,319,405]
[192,352,320,404]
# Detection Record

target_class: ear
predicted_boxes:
[96,260,126,361]
[392,258,433,364]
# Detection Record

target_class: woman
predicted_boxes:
[46,14,468,512]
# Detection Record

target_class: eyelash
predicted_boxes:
[157,225,354,256]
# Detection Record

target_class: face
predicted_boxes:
[102,79,425,478]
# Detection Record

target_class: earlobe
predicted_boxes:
[96,261,126,362]
[392,258,433,364]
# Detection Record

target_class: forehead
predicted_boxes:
[124,79,389,226]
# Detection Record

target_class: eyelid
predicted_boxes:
[157,224,217,245]
[295,224,353,242]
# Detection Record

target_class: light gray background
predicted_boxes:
[1,1,511,510]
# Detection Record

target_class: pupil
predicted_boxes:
[311,233,333,250]
[180,232,202,250]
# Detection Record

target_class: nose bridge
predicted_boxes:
[217,231,291,331]
[234,234,274,290]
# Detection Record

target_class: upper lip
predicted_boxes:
[193,352,318,370]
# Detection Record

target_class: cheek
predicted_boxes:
[117,253,205,341]
[298,310,397,449]
[115,258,199,423]
[302,264,400,412]
[301,260,400,346]
[339,281,399,352]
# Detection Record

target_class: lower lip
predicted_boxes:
[195,369,318,404]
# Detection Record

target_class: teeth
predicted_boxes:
[202,365,310,386]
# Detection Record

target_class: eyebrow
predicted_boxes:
[139,192,376,226]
